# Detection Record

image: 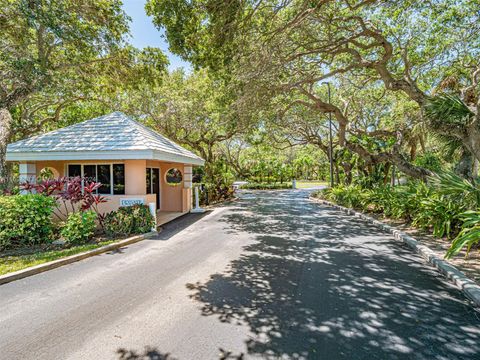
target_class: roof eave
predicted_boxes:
[6,150,205,166]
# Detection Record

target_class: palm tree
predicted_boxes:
[424,94,478,179]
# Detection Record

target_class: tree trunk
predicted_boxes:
[465,126,480,166]
[341,162,352,185]
[345,141,432,181]
[0,108,13,179]
[383,163,391,185]
[455,150,475,180]
[334,160,340,185]
[473,159,479,179]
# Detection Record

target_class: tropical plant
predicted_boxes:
[0,194,56,249]
[21,177,108,226]
[431,172,480,209]
[103,205,155,237]
[323,185,365,209]
[60,211,97,245]
[446,211,480,259]
[412,195,465,239]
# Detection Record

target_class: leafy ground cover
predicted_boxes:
[312,173,480,259]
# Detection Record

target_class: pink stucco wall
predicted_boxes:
[32,159,193,214]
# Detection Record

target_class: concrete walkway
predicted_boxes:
[0,190,479,359]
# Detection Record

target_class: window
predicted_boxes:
[146,168,160,195]
[68,164,81,178]
[165,168,182,186]
[67,164,125,195]
[83,165,96,182]
[113,164,125,195]
[97,165,111,194]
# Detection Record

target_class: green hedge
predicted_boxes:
[0,194,56,249]
[240,182,292,190]
[103,204,154,237]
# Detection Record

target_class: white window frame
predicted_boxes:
[66,162,125,195]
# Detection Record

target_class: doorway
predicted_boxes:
[146,167,161,210]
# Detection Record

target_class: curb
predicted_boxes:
[309,196,480,307]
[0,231,158,286]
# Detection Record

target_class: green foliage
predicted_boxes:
[200,182,235,204]
[431,172,480,208]
[0,195,56,249]
[425,95,473,127]
[413,152,444,172]
[103,205,154,237]
[240,182,292,190]
[412,195,465,238]
[0,239,117,276]
[318,171,480,258]
[446,211,480,259]
[60,211,97,245]
[323,185,366,209]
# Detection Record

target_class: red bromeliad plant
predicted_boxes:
[20,176,108,227]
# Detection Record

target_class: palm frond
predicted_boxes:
[446,210,480,259]
[425,94,473,127]
[430,171,480,208]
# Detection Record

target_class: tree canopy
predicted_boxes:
[147,0,480,181]
[0,0,168,177]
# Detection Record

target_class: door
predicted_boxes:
[152,168,160,210]
[146,167,161,211]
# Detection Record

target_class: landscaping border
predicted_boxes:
[0,231,158,286]
[310,196,480,307]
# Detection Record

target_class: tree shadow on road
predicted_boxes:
[106,211,213,256]
[187,191,480,359]
[117,347,175,360]
[116,346,243,360]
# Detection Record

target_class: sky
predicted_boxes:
[121,0,191,72]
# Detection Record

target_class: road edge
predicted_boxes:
[0,231,158,286]
[309,196,480,307]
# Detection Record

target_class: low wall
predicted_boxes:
[53,194,157,220]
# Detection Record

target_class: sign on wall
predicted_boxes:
[120,198,145,207]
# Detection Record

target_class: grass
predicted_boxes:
[296,180,328,189]
[0,240,117,276]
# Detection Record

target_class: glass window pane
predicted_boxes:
[97,165,111,194]
[113,164,125,195]
[152,168,159,193]
[68,165,81,178]
[146,168,151,194]
[83,165,97,183]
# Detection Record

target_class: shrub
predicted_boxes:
[240,182,292,190]
[412,194,465,238]
[318,175,477,258]
[0,194,56,249]
[446,210,480,258]
[103,204,154,237]
[60,210,97,245]
[322,184,365,209]
[199,182,235,204]
[21,176,108,225]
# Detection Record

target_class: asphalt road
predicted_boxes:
[1,190,480,360]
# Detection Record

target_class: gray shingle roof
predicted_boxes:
[6,112,204,164]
